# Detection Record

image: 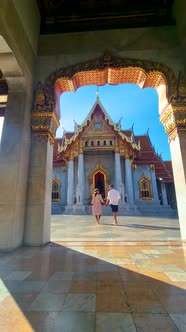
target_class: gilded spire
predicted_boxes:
[96,86,99,100]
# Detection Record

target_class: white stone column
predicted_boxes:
[67,158,74,206]
[114,152,125,202]
[170,132,186,239]
[125,159,134,205]
[0,79,31,250]
[161,182,168,205]
[150,170,159,201]
[76,153,84,205]
[24,139,53,245]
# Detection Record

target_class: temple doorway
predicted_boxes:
[95,171,105,198]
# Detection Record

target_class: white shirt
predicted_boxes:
[107,189,121,205]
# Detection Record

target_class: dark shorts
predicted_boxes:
[110,204,118,212]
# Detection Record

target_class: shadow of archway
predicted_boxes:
[0,215,186,331]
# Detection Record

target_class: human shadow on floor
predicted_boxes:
[102,223,180,231]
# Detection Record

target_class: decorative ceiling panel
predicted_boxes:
[36,0,175,34]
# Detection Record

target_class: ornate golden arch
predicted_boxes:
[44,52,178,119]
[33,52,184,144]
[88,162,110,199]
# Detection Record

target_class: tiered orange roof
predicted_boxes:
[134,134,173,182]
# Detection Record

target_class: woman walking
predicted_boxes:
[91,188,104,224]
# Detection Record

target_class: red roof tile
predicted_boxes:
[134,135,173,182]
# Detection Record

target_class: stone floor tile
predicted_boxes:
[73,271,97,281]
[69,280,96,293]
[23,311,59,332]
[165,271,186,282]
[158,294,186,313]
[12,292,39,311]
[125,288,166,313]
[0,216,185,331]
[170,313,186,332]
[96,312,137,332]
[49,272,74,281]
[0,296,34,332]
[12,281,46,294]
[96,263,118,272]
[3,271,32,280]
[43,280,71,293]
[133,313,180,331]
[96,280,125,295]
[62,293,96,312]
[29,291,66,311]
[96,292,130,312]
[96,271,120,281]
[2,280,22,292]
[54,312,95,332]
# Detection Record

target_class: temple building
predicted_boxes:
[52,97,177,215]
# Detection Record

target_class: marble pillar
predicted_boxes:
[24,139,53,245]
[150,169,159,201]
[125,159,134,205]
[114,152,125,202]
[67,159,74,206]
[76,153,84,205]
[0,82,31,250]
[170,132,186,239]
[161,182,168,205]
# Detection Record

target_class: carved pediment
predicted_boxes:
[82,115,115,138]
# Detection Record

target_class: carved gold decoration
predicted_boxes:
[41,53,186,148]
[44,52,177,103]
[170,72,186,106]
[32,82,59,144]
[31,112,59,145]
[150,164,155,171]
[34,82,55,113]
[160,105,186,142]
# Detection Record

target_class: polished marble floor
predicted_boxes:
[0,215,186,331]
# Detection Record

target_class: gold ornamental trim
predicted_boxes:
[168,127,186,142]
[31,112,60,145]
[44,52,177,104]
[160,105,186,142]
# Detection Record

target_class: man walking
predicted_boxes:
[106,184,121,225]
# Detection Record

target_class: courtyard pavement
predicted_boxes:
[51,214,182,244]
[0,214,186,331]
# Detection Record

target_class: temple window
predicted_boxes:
[91,141,94,146]
[97,141,100,146]
[103,140,106,146]
[139,177,153,200]
[110,140,112,145]
[52,179,61,202]
[85,141,88,146]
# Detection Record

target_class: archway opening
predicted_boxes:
[39,54,181,240]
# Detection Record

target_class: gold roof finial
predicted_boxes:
[96,86,99,100]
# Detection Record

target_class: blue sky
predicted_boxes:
[57,83,171,160]
[0,84,171,160]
